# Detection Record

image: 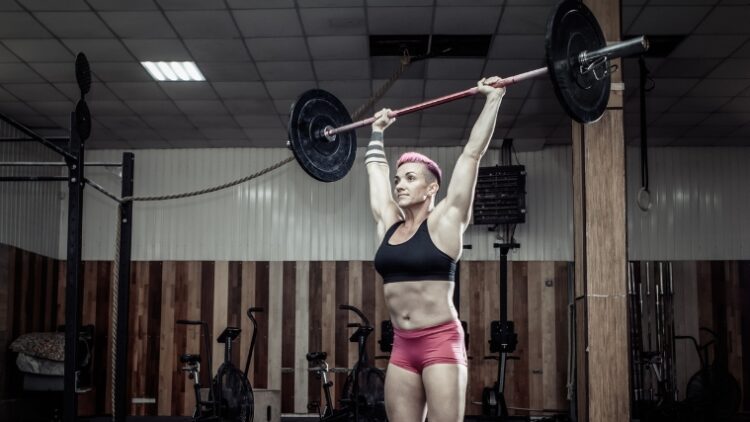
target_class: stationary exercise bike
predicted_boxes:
[307,304,387,421]
[178,307,263,422]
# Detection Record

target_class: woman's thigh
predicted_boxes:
[422,363,468,422]
[384,364,427,422]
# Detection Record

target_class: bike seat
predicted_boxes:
[180,354,200,364]
[217,327,241,343]
[306,351,327,361]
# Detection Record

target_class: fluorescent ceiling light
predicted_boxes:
[141,61,205,82]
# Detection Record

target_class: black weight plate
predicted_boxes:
[546,0,609,123]
[288,89,356,183]
[75,99,91,140]
[75,52,91,96]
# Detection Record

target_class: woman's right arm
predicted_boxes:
[366,109,401,240]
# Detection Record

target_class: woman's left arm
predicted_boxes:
[440,77,505,226]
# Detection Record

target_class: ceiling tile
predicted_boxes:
[246,37,309,61]
[233,114,284,128]
[99,12,178,38]
[233,9,303,37]
[26,100,75,115]
[265,81,316,100]
[434,7,502,34]
[299,8,366,36]
[671,35,748,59]
[671,96,729,112]
[224,99,277,114]
[0,64,46,83]
[367,7,433,34]
[367,0,432,5]
[648,78,700,97]
[420,113,468,127]
[200,63,260,82]
[424,79,477,98]
[734,40,750,58]
[199,128,247,140]
[17,0,88,10]
[273,98,298,114]
[123,39,191,61]
[721,96,750,112]
[142,115,193,129]
[371,79,423,98]
[653,112,708,126]
[320,80,371,98]
[212,82,269,99]
[628,6,711,35]
[525,78,554,98]
[701,112,750,126]
[243,127,287,141]
[298,0,364,6]
[160,83,217,100]
[0,87,15,101]
[157,0,226,9]
[89,100,132,116]
[35,12,113,37]
[3,83,67,101]
[314,59,369,80]
[189,115,239,129]
[506,126,555,138]
[87,0,158,10]
[419,126,463,139]
[0,44,20,63]
[0,102,40,116]
[0,13,50,37]
[488,35,545,60]
[652,59,721,78]
[55,82,118,101]
[62,39,132,62]
[3,39,74,62]
[512,113,562,127]
[689,79,750,97]
[371,57,425,79]
[681,125,737,137]
[426,58,485,80]
[227,0,294,7]
[125,100,183,115]
[96,115,150,130]
[308,36,369,60]
[156,129,206,141]
[0,0,22,10]
[497,6,549,35]
[185,39,251,62]
[106,82,166,100]
[13,115,55,127]
[91,62,152,82]
[708,59,750,78]
[256,61,315,81]
[695,6,750,35]
[166,10,240,38]
[519,98,561,114]
[174,100,227,115]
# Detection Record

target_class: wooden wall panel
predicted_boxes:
[1,246,747,418]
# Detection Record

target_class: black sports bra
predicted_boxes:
[373,220,457,283]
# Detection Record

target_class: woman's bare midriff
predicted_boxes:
[384,280,457,329]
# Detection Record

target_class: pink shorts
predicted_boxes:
[389,319,468,374]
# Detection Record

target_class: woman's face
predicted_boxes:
[393,162,438,207]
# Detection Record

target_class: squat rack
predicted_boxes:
[0,109,134,422]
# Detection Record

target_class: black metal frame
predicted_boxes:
[0,112,134,422]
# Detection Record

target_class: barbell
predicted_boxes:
[288,0,649,183]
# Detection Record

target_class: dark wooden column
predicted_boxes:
[572,1,630,421]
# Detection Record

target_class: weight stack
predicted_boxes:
[472,165,526,226]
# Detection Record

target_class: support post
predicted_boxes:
[572,0,630,420]
[114,153,134,422]
[64,112,85,422]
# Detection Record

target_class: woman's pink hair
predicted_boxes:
[396,152,442,185]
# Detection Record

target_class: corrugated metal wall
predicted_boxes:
[74,147,574,261]
[42,146,750,261]
[0,123,62,258]
[627,147,750,260]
